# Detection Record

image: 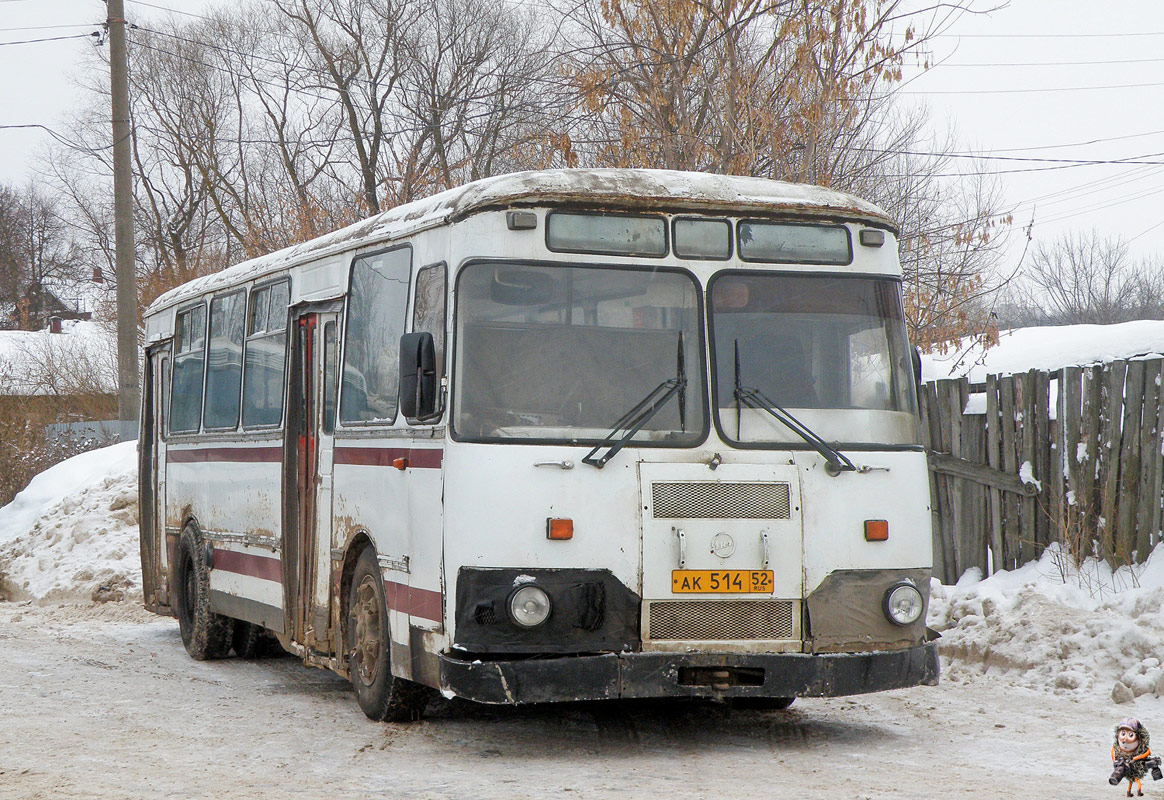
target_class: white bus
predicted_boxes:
[139,169,937,721]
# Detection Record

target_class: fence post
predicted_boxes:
[999,374,1019,570]
[1080,365,1103,543]
[922,381,950,582]
[1135,359,1161,560]
[985,374,1004,573]
[1100,360,1128,561]
[1034,369,1051,550]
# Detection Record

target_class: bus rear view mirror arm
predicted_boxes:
[399,331,443,422]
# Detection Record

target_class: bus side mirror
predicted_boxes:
[400,332,441,422]
[911,346,923,385]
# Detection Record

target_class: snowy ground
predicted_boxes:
[0,599,1143,800]
[3,444,1164,798]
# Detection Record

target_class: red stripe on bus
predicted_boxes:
[334,446,443,469]
[384,580,443,623]
[168,447,283,463]
[213,549,283,582]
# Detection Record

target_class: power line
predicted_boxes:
[1039,182,1164,226]
[0,124,118,155]
[903,79,1164,96]
[940,31,1164,39]
[862,145,1164,172]
[125,0,212,20]
[0,24,100,32]
[916,55,1164,69]
[1129,219,1164,244]
[975,129,1164,155]
[0,33,99,47]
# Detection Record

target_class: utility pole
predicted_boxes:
[108,0,139,424]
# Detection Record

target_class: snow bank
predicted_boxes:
[0,441,140,602]
[922,320,1164,383]
[930,544,1164,701]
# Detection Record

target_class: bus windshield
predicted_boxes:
[454,262,706,445]
[709,272,919,447]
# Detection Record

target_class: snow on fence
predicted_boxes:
[921,358,1164,584]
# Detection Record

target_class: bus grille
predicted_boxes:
[647,600,796,641]
[651,482,791,519]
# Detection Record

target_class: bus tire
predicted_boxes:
[174,524,234,660]
[732,696,795,711]
[346,548,432,722]
[232,621,263,659]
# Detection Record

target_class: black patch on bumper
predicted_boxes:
[454,567,640,654]
[439,641,940,704]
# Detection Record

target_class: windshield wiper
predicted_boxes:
[583,331,687,469]
[732,340,856,476]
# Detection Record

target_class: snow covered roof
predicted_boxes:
[41,277,112,317]
[922,321,1164,384]
[0,321,117,396]
[147,169,895,316]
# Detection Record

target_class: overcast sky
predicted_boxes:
[3,0,1164,273]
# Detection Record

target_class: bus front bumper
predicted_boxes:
[438,641,939,705]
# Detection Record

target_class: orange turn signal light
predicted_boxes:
[547,518,573,540]
[865,519,889,541]
[393,457,408,470]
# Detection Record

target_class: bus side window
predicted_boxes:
[242,280,290,428]
[413,263,447,380]
[340,247,411,425]
[170,304,206,434]
[204,290,246,430]
[160,356,170,439]
[322,321,337,434]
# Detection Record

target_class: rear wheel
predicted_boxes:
[346,548,432,722]
[232,621,263,658]
[173,524,234,660]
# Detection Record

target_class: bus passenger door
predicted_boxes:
[287,308,340,654]
[140,344,169,613]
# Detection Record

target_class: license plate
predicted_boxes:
[671,570,774,594]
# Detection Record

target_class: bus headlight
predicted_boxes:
[883,582,923,626]
[508,585,552,627]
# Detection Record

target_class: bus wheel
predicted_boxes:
[232,621,262,658]
[732,697,795,711]
[174,524,234,660]
[346,548,432,722]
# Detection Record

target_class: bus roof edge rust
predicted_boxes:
[146,169,895,317]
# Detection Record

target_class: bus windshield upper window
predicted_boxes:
[454,262,705,445]
[340,247,411,425]
[737,221,851,265]
[710,273,918,446]
[546,212,667,257]
[674,218,730,259]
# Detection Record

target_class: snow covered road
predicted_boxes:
[0,601,1136,800]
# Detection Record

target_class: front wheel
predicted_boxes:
[173,523,234,660]
[346,548,432,722]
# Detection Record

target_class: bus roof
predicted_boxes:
[146,169,894,316]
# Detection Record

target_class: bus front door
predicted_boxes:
[141,344,169,613]
[287,309,340,655]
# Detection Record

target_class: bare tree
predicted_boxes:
[1017,231,1164,326]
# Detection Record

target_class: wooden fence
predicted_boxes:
[920,358,1164,584]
